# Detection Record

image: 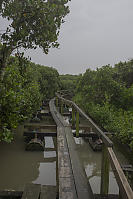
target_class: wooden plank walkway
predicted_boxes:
[65,126,94,199]
[58,126,77,199]
[40,185,56,199]
[24,124,57,130]
[22,184,41,199]
[21,184,57,199]
[49,98,94,199]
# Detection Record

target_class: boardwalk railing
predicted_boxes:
[49,98,94,199]
[56,91,133,199]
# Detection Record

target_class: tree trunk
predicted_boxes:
[0,45,12,81]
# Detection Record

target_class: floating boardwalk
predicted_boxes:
[49,99,94,199]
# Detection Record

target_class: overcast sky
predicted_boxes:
[1,0,133,74]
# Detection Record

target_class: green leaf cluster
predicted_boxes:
[0,55,60,142]
[74,60,133,151]
[0,0,70,53]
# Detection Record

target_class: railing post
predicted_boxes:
[56,96,58,107]
[72,107,75,127]
[60,100,63,114]
[100,144,110,195]
[76,111,79,137]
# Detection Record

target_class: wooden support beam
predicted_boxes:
[56,96,58,107]
[73,132,98,138]
[62,112,71,116]
[76,111,79,137]
[60,100,63,114]
[24,131,57,137]
[94,194,119,199]
[24,124,57,130]
[108,147,133,199]
[0,191,22,198]
[23,129,98,138]
[72,107,75,127]
[100,144,109,195]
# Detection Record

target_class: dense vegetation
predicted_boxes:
[0,0,133,155]
[74,60,133,152]
[0,0,70,142]
[60,74,80,93]
[0,56,60,142]
[0,0,70,79]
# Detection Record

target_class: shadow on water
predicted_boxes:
[0,125,57,191]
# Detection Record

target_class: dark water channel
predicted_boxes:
[0,124,57,191]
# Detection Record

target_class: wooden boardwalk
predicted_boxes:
[56,92,133,199]
[21,184,56,199]
[49,99,94,199]
[3,95,132,199]
[24,124,56,130]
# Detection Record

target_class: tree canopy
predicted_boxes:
[0,56,60,142]
[74,60,133,152]
[0,0,70,77]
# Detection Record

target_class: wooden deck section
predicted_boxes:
[23,131,57,137]
[49,99,94,199]
[57,126,77,199]
[22,184,40,199]
[24,124,57,130]
[56,92,133,199]
[24,131,95,138]
[21,184,56,199]
[40,185,56,199]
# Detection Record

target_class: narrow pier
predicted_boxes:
[49,99,94,199]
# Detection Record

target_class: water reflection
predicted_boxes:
[44,151,56,158]
[74,137,119,194]
[0,125,57,191]
[45,137,54,148]
[33,162,56,185]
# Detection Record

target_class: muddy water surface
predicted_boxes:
[74,136,130,194]
[0,125,57,191]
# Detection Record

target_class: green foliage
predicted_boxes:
[0,56,42,141]
[38,65,60,100]
[74,60,133,151]
[60,74,81,94]
[0,0,70,78]
[1,0,70,53]
[0,0,70,142]
[0,55,61,142]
